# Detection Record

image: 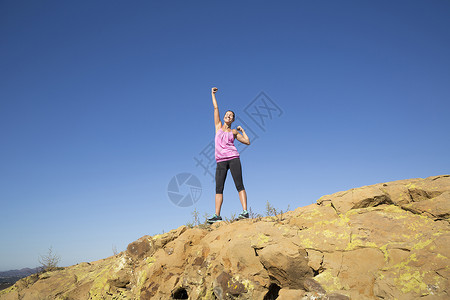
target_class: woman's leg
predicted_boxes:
[238,189,247,211]
[215,161,228,215]
[215,194,224,216]
[229,158,247,211]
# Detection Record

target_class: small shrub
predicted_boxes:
[191,208,200,226]
[202,212,210,224]
[38,246,61,272]
[223,212,237,224]
[185,220,194,228]
[186,208,202,228]
[265,201,290,222]
[112,244,118,256]
[248,207,263,220]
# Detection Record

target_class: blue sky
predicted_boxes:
[1,0,449,271]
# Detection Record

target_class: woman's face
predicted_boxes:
[224,111,234,123]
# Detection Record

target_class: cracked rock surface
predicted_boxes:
[1,175,449,299]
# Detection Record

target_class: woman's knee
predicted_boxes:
[216,186,224,194]
[235,183,245,192]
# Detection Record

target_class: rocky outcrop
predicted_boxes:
[1,175,449,299]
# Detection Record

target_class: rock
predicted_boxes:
[306,249,324,274]
[257,241,313,289]
[327,292,350,300]
[278,288,305,299]
[318,185,393,214]
[402,191,450,220]
[289,203,338,230]
[126,235,155,260]
[1,175,449,300]
[126,226,188,262]
[303,278,326,294]
[213,271,247,299]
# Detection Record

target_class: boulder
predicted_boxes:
[257,241,312,289]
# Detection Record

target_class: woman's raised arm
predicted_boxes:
[212,87,221,131]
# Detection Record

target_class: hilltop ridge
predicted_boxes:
[1,175,449,299]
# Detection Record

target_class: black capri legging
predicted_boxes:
[215,157,245,194]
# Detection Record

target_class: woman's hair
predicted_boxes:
[226,110,235,121]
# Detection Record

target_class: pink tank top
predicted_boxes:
[215,128,240,162]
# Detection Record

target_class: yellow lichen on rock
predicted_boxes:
[395,270,428,295]
[145,256,156,266]
[315,270,349,292]
[345,238,378,251]
[88,266,113,299]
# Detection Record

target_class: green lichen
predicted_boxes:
[407,219,431,232]
[137,270,147,290]
[394,253,417,269]
[406,183,417,189]
[254,233,270,248]
[401,233,412,239]
[146,256,156,266]
[231,274,254,292]
[281,226,291,235]
[395,271,428,294]
[203,288,217,300]
[432,231,445,237]
[303,208,323,220]
[0,284,15,295]
[336,232,349,240]
[240,278,254,292]
[298,237,314,248]
[380,244,389,263]
[89,266,113,299]
[313,214,349,227]
[436,253,447,260]
[380,253,439,296]
[113,255,127,273]
[338,214,351,224]
[317,195,329,203]
[323,229,335,238]
[413,239,433,250]
[380,205,409,219]
[315,270,349,291]
[345,238,377,251]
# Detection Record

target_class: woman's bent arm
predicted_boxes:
[235,126,251,145]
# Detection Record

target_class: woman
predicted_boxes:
[207,87,251,224]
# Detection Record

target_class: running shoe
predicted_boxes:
[207,214,223,224]
[238,210,249,219]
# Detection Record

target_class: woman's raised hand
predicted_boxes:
[236,126,244,132]
[212,87,218,94]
